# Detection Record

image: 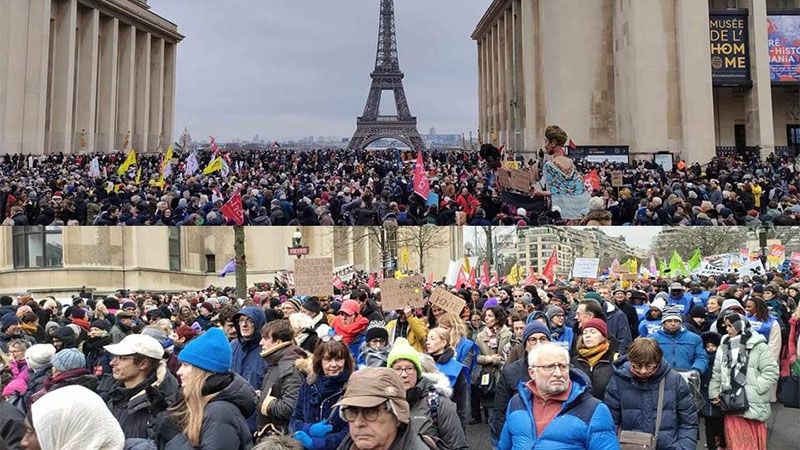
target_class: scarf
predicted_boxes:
[71,318,91,331]
[722,313,752,389]
[578,341,609,368]
[20,322,38,335]
[332,315,369,344]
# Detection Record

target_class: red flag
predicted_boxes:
[455,267,467,289]
[524,266,539,286]
[209,136,219,155]
[467,267,477,289]
[367,273,376,289]
[584,169,601,191]
[428,272,434,285]
[220,191,244,225]
[333,275,345,290]
[413,150,430,199]
[568,139,577,150]
[490,272,499,286]
[480,261,490,286]
[542,250,558,284]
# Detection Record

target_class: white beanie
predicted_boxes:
[650,297,667,311]
[25,344,56,370]
[588,196,604,211]
[661,305,684,323]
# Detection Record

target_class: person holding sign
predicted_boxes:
[386,306,429,353]
[541,125,590,221]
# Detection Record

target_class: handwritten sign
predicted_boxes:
[381,276,425,311]
[294,257,333,297]
[429,288,467,316]
[572,258,600,279]
[611,171,624,187]
[496,167,533,193]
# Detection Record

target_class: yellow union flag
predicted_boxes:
[202,156,223,175]
[117,149,137,175]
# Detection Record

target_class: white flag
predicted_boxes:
[185,152,199,176]
[221,158,230,177]
[88,157,100,178]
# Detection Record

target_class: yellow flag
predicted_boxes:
[117,149,137,175]
[507,264,519,285]
[156,145,173,189]
[400,248,410,267]
[462,255,471,273]
[135,167,142,185]
[202,156,223,175]
[395,270,409,279]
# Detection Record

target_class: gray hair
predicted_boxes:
[527,342,569,368]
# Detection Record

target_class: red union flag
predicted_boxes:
[413,150,430,199]
[480,261,490,286]
[220,191,244,225]
[542,250,558,284]
[333,275,345,290]
[455,267,467,289]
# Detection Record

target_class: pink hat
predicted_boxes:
[339,300,361,316]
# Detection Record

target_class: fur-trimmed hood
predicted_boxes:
[419,371,453,399]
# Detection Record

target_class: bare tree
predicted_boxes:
[650,227,748,260]
[397,225,451,274]
[472,226,517,274]
[325,226,398,277]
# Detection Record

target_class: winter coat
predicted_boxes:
[23,363,51,410]
[335,423,430,450]
[652,327,708,373]
[605,303,632,355]
[0,399,25,449]
[231,306,268,391]
[83,334,113,376]
[570,345,616,400]
[475,326,512,393]
[700,350,723,418]
[107,361,181,440]
[164,374,256,450]
[29,367,98,405]
[498,369,618,450]
[454,337,479,382]
[110,322,132,344]
[289,369,350,450]
[386,315,428,353]
[257,343,306,432]
[604,358,697,450]
[431,348,470,431]
[1,359,29,398]
[407,372,468,450]
[581,210,612,226]
[492,357,530,443]
[708,332,779,422]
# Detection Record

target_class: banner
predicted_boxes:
[572,258,600,279]
[767,15,800,83]
[768,244,786,266]
[381,276,425,311]
[710,13,751,86]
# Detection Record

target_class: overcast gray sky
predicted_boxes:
[465,227,662,253]
[149,0,491,142]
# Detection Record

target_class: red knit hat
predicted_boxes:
[581,318,608,338]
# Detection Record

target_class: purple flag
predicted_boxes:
[218,259,236,277]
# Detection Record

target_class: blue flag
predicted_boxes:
[218,259,236,277]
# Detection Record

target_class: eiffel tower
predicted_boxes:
[348,0,425,152]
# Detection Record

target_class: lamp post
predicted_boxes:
[288,227,309,259]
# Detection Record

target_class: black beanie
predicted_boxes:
[301,297,321,315]
[701,331,722,348]
[90,319,112,332]
[366,327,389,342]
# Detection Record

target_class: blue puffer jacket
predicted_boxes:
[603,358,698,450]
[498,369,619,450]
[289,371,350,450]
[230,306,267,432]
[652,327,708,373]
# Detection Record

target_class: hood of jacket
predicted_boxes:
[418,371,453,399]
[209,373,257,419]
[233,306,267,344]
[611,356,670,385]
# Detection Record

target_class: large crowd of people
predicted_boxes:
[1,132,800,226]
[0,268,798,450]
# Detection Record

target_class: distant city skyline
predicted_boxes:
[149,0,491,142]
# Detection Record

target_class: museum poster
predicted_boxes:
[709,13,750,86]
[767,15,800,83]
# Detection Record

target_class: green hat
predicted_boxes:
[584,292,602,302]
[386,338,422,377]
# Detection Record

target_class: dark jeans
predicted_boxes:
[704,416,726,449]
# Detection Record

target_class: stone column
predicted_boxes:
[75,7,99,154]
[134,31,151,152]
[163,42,177,152]
[487,28,495,143]
[482,36,490,142]
[97,17,119,153]
[1,1,30,153]
[498,12,508,146]
[116,24,135,150]
[49,0,77,154]
[504,8,515,152]
[477,40,484,140]
[742,0,775,159]
[21,0,51,154]
[492,24,500,144]
[675,0,716,163]
[148,37,164,151]
[520,0,538,153]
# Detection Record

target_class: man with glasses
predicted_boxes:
[498,343,618,450]
[101,334,179,439]
[492,321,552,445]
[335,367,430,450]
[231,305,267,432]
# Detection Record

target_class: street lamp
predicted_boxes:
[288,227,309,259]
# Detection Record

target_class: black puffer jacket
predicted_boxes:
[106,362,181,440]
[0,399,24,449]
[492,356,530,443]
[165,374,256,450]
[407,373,468,450]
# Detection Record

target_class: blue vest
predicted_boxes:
[633,304,649,322]
[746,314,775,341]
[689,291,710,308]
[435,358,466,388]
[638,319,662,338]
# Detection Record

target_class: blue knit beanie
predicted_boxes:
[523,321,551,343]
[178,328,231,374]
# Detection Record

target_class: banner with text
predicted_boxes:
[767,15,800,83]
[710,13,751,86]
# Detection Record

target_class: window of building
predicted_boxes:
[168,227,181,271]
[205,254,216,273]
[13,226,63,269]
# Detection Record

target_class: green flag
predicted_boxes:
[658,259,668,277]
[687,248,702,271]
[669,250,686,277]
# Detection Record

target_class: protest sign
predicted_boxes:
[496,167,533,193]
[611,171,624,187]
[381,276,425,311]
[429,288,467,316]
[572,258,600,278]
[294,257,333,297]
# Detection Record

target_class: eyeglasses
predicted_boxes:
[393,366,417,375]
[238,318,254,326]
[526,336,550,345]
[532,363,570,374]
[341,404,389,422]
[320,335,343,343]
[631,363,658,372]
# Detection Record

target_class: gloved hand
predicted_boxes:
[309,421,333,437]
[293,431,314,449]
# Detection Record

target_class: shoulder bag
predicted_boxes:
[618,377,665,450]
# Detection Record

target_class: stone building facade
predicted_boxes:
[0,0,183,155]
[473,0,800,163]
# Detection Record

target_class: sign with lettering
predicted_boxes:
[611,171,624,187]
[767,16,800,83]
[429,288,467,316]
[572,258,600,279]
[294,257,333,297]
[496,167,533,194]
[710,13,751,86]
[381,276,425,311]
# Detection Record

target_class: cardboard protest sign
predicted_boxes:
[294,257,333,297]
[611,171,624,187]
[496,168,533,193]
[381,276,425,311]
[429,288,466,316]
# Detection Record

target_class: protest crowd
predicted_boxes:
[2,131,800,227]
[0,263,798,450]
